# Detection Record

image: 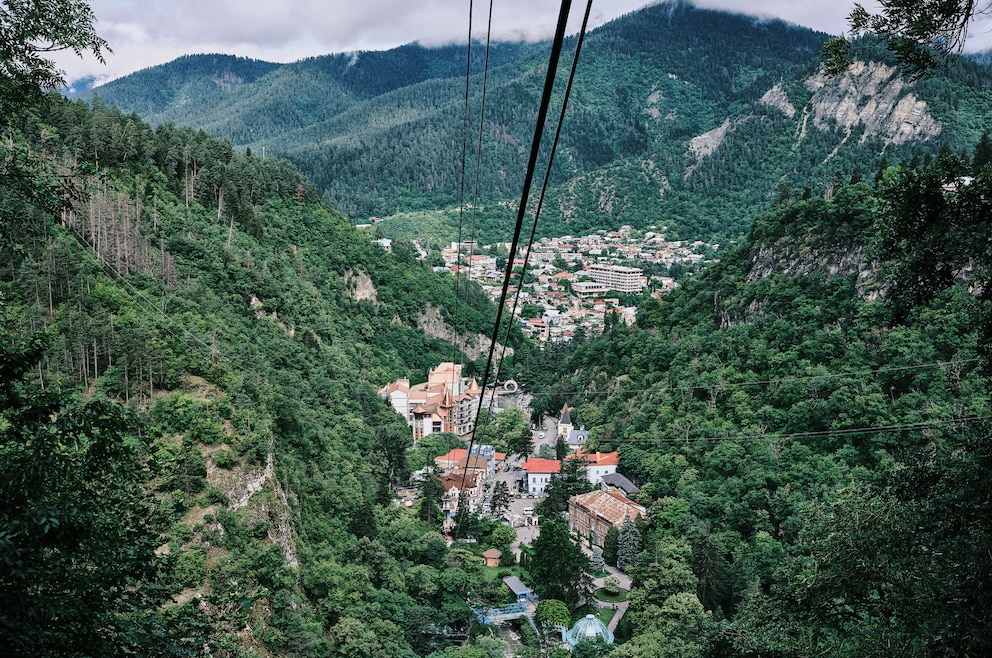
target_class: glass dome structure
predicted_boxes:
[564,613,615,648]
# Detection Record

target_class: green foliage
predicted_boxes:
[0,329,208,655]
[529,514,590,607]
[588,546,605,574]
[1,67,520,655]
[822,0,979,78]
[617,515,642,571]
[603,526,619,567]
[535,599,571,633]
[490,479,512,519]
[213,448,237,469]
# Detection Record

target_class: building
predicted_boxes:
[523,458,561,494]
[600,472,640,497]
[439,473,480,518]
[411,386,455,442]
[483,548,502,567]
[566,426,589,450]
[573,449,619,485]
[587,263,645,293]
[434,445,505,481]
[568,489,646,548]
[557,404,573,442]
[563,614,614,649]
[572,280,609,299]
[379,362,484,442]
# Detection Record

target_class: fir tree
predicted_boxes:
[617,515,642,571]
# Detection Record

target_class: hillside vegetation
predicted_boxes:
[2,92,533,655]
[4,1,991,656]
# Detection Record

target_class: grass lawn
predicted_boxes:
[596,607,616,626]
[593,587,628,602]
[573,604,616,627]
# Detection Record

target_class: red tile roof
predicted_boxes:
[523,458,560,474]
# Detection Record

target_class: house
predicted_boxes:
[482,548,502,567]
[568,489,646,548]
[434,445,501,481]
[573,449,619,486]
[566,425,588,450]
[600,472,640,497]
[438,473,480,516]
[523,458,561,494]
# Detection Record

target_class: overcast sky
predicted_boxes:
[56,0,992,87]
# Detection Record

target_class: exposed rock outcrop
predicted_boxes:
[804,61,941,145]
[747,236,881,301]
[689,118,731,160]
[416,303,508,361]
[346,269,379,304]
[759,83,796,118]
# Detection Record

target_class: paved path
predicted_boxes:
[588,557,632,634]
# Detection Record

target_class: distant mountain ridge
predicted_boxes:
[79,1,992,245]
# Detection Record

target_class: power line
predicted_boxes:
[612,415,991,446]
[459,0,577,538]
[519,358,982,400]
[494,0,595,394]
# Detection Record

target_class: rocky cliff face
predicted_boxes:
[803,61,941,145]
[747,238,881,301]
[693,61,941,173]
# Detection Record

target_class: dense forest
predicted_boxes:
[4,1,992,657]
[85,2,992,248]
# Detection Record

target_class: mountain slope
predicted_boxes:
[84,2,992,246]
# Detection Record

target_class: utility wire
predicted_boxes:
[493,0,595,395]
[449,0,476,395]
[614,415,991,446]
[521,358,982,399]
[458,0,575,538]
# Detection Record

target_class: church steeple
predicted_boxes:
[558,403,574,442]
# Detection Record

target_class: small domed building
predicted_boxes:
[563,613,614,649]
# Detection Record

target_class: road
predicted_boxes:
[494,416,555,557]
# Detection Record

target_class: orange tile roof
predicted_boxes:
[569,490,644,525]
[524,458,560,474]
[572,449,619,466]
[437,449,469,462]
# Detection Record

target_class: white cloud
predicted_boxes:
[51,0,992,86]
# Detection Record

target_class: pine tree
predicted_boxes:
[588,546,606,574]
[490,479,511,519]
[617,515,642,571]
[603,526,620,566]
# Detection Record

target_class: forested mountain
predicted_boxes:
[6,86,990,656]
[520,156,992,655]
[83,1,992,247]
[2,91,532,655]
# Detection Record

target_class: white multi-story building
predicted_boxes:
[586,264,645,294]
